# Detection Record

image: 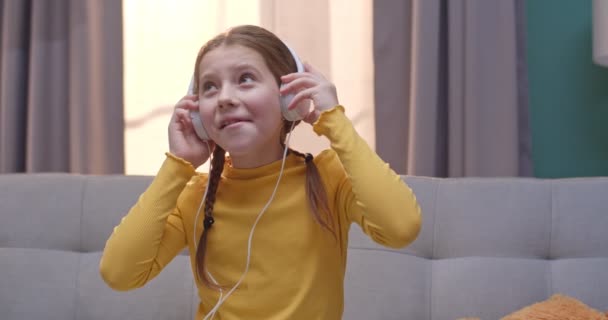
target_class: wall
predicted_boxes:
[527,0,608,178]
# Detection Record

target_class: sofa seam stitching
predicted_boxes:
[429,179,440,320]
[73,176,87,320]
[72,254,83,320]
[431,180,439,260]
[346,246,425,258]
[80,176,86,253]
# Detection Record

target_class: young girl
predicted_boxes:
[100,25,421,320]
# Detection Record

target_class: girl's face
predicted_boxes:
[197,44,285,168]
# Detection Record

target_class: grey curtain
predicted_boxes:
[374,0,532,177]
[0,0,124,174]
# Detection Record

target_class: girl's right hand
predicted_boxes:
[168,94,213,168]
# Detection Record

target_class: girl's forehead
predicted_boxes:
[200,44,266,69]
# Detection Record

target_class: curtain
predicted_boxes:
[374,0,532,177]
[0,0,124,174]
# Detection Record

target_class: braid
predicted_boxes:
[280,121,336,239]
[195,146,225,289]
[204,147,226,220]
[289,148,336,240]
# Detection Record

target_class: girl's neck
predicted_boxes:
[228,145,285,169]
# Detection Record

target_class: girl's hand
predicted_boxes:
[280,62,339,124]
[168,94,214,168]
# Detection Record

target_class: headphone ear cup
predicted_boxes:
[190,110,210,140]
[188,76,210,140]
[280,43,309,121]
[280,90,309,122]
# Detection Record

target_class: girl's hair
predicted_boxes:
[192,25,335,289]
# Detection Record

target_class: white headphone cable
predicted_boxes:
[202,121,296,319]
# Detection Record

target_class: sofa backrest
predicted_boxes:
[0,174,195,320]
[1,174,607,320]
[346,176,608,319]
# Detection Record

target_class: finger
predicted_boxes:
[185,94,198,100]
[280,77,317,96]
[302,61,312,72]
[179,118,192,133]
[280,69,316,83]
[176,93,199,105]
[303,62,324,77]
[174,108,193,125]
[280,73,296,83]
[176,99,199,111]
[287,88,316,110]
[303,109,321,124]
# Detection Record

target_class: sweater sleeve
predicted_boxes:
[99,153,195,291]
[313,106,422,248]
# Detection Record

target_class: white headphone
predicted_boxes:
[188,43,309,141]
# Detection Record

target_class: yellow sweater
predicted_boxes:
[100,106,421,319]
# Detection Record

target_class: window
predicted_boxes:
[123,0,374,175]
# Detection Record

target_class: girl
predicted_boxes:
[100,25,421,320]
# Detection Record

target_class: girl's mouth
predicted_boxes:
[221,119,250,129]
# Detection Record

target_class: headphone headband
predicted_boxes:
[283,42,304,73]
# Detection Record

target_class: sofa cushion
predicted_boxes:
[551,179,608,258]
[0,174,84,251]
[343,249,429,319]
[76,253,195,320]
[0,248,79,319]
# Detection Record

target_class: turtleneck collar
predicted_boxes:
[222,152,303,180]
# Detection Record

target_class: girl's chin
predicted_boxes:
[219,140,255,154]
[219,145,261,161]
[221,142,283,163]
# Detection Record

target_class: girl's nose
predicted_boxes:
[218,86,238,109]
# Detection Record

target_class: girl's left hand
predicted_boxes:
[280,62,339,124]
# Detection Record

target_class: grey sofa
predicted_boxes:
[1,173,608,319]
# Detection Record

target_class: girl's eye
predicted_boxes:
[202,81,216,92]
[239,73,254,84]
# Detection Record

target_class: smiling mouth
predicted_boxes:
[221,119,249,129]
